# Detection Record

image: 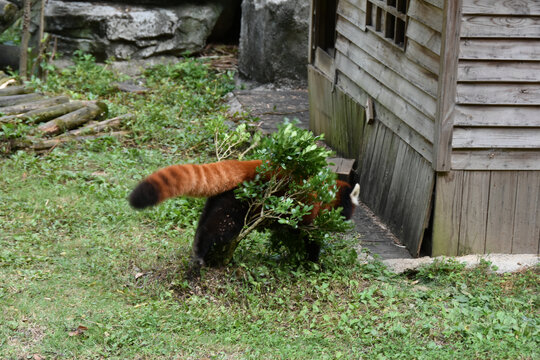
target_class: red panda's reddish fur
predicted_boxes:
[129,160,262,208]
[129,159,357,224]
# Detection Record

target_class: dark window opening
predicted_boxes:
[312,0,338,56]
[366,0,408,50]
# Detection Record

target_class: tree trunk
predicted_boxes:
[37,101,108,136]
[11,130,129,151]
[32,0,45,75]
[0,95,69,115]
[1,101,86,124]
[0,85,32,96]
[19,0,31,79]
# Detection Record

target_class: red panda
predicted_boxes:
[129,160,360,266]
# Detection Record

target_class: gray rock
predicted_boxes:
[238,0,309,86]
[44,0,223,60]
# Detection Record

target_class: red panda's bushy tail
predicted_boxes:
[129,159,263,209]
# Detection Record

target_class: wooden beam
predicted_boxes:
[433,0,462,171]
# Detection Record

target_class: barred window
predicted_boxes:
[366,0,408,49]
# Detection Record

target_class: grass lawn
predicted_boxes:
[0,54,538,359]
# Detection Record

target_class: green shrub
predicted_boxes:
[232,121,353,262]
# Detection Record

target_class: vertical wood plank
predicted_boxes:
[308,66,333,137]
[359,121,380,200]
[400,153,423,244]
[433,0,463,171]
[388,145,415,235]
[485,172,518,253]
[459,171,490,254]
[364,122,386,208]
[383,141,408,221]
[512,171,540,253]
[432,171,464,256]
[375,131,400,216]
[407,158,435,256]
[346,93,366,159]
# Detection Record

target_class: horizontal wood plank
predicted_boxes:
[460,39,540,60]
[406,39,440,74]
[406,18,442,55]
[337,16,439,95]
[335,52,435,141]
[452,150,540,170]
[423,0,443,9]
[337,0,366,31]
[314,47,335,80]
[453,128,540,149]
[337,72,434,162]
[454,105,540,127]
[346,0,366,9]
[456,83,540,105]
[408,0,443,33]
[461,15,540,38]
[462,0,540,15]
[458,60,540,83]
[336,37,437,117]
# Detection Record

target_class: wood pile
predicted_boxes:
[0,73,132,153]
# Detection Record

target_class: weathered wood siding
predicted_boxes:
[308,66,434,256]
[308,0,443,254]
[333,0,442,162]
[432,170,540,255]
[453,0,540,170]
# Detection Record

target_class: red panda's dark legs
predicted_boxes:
[192,189,248,267]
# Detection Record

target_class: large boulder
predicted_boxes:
[44,0,224,60]
[238,0,309,86]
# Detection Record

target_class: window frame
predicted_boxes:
[365,0,409,51]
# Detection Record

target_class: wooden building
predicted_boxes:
[308,0,540,256]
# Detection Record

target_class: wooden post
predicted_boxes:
[433,0,462,171]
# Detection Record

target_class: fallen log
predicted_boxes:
[0,92,43,107]
[0,96,70,116]
[0,85,32,96]
[0,101,87,124]
[0,78,16,88]
[36,101,108,136]
[11,130,129,151]
[57,113,133,138]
